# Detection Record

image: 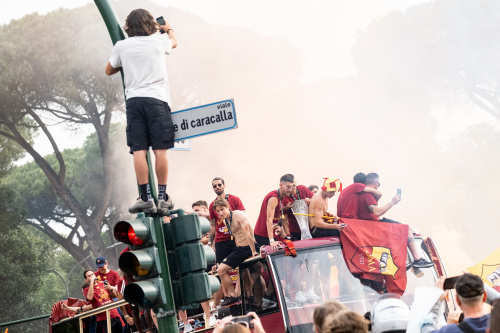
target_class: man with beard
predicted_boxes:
[83,270,124,333]
[254,174,295,251]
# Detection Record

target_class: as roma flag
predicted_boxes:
[467,246,500,292]
[340,218,409,295]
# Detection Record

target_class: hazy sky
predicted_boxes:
[4,0,493,154]
[4,0,499,275]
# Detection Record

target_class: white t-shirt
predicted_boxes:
[109,33,173,104]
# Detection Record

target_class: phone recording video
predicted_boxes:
[232,315,254,328]
[443,276,461,290]
[156,16,166,25]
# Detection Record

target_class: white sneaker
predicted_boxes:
[208,315,216,327]
[295,291,307,303]
[184,323,193,333]
[304,289,321,301]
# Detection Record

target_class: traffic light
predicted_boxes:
[164,212,219,307]
[114,212,167,309]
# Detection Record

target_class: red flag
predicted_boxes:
[340,218,409,295]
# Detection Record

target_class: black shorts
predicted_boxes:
[291,232,301,240]
[98,317,122,333]
[311,226,340,238]
[215,240,236,265]
[126,97,175,154]
[254,234,270,251]
[222,246,252,269]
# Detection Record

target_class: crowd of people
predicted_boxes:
[57,5,498,333]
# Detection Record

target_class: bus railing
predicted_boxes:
[51,299,127,333]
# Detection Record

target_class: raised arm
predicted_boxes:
[161,20,177,48]
[85,276,95,301]
[105,62,120,76]
[369,195,400,217]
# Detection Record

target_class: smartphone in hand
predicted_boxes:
[443,276,461,290]
[156,16,166,25]
[397,188,402,196]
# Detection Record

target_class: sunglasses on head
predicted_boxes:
[213,184,223,188]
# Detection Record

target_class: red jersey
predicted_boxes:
[357,192,379,221]
[254,190,285,238]
[94,269,120,288]
[283,185,314,233]
[337,183,366,218]
[209,194,245,243]
[83,281,121,322]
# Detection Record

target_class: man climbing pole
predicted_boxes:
[105,8,177,214]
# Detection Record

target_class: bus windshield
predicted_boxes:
[270,243,437,331]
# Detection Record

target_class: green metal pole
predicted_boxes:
[93,1,177,332]
[0,314,50,328]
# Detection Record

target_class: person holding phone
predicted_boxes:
[357,173,433,269]
[213,312,266,333]
[421,274,490,333]
[105,9,177,215]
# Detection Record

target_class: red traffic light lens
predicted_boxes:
[128,226,144,246]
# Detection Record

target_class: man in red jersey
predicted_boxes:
[254,174,295,251]
[208,177,245,249]
[94,257,120,295]
[357,172,433,269]
[337,172,382,218]
[208,178,245,304]
[83,270,124,333]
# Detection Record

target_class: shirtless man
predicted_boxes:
[309,177,346,238]
[214,198,257,307]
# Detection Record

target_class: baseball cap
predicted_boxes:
[321,177,342,193]
[455,273,484,298]
[96,256,107,268]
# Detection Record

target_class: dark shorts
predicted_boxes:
[215,240,236,265]
[291,232,302,240]
[222,246,252,269]
[126,97,175,154]
[98,317,122,333]
[254,234,270,251]
[311,226,340,238]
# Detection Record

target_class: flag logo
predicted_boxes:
[350,246,399,278]
[467,247,500,292]
[480,264,500,292]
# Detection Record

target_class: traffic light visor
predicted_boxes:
[114,217,156,249]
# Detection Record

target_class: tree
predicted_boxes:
[0,186,53,332]
[3,124,130,268]
[0,0,304,267]
[352,0,500,121]
[0,7,123,264]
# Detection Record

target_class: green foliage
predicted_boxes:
[0,186,53,330]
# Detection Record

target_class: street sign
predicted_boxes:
[172,99,237,141]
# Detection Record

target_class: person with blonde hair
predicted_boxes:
[322,310,369,333]
[312,300,347,333]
